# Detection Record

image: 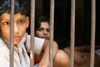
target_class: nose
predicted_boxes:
[14,24,19,34]
[43,30,47,35]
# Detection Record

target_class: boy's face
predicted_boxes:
[0,12,29,45]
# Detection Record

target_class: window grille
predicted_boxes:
[10,0,96,67]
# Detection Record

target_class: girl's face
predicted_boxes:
[35,22,50,40]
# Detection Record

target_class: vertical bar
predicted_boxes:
[30,0,35,67]
[70,0,75,67]
[90,0,96,67]
[10,0,15,67]
[49,0,55,67]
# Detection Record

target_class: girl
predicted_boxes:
[34,16,70,67]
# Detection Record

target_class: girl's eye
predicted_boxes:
[19,20,25,23]
[47,29,50,32]
[3,22,10,25]
[39,29,42,31]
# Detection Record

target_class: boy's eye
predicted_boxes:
[3,22,10,25]
[19,20,25,23]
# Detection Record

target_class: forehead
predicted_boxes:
[40,22,50,27]
[0,12,26,20]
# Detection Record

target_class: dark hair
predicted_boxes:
[35,16,50,31]
[0,0,28,16]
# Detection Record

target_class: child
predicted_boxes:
[0,0,60,67]
[63,45,100,67]
[34,16,70,67]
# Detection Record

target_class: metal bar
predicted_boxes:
[30,0,35,67]
[70,0,75,67]
[90,0,96,67]
[49,0,55,67]
[10,0,15,67]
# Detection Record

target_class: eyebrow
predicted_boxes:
[18,17,26,20]
[0,17,26,21]
[40,27,50,29]
[0,19,10,21]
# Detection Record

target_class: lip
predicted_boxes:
[14,36,20,40]
[42,37,48,40]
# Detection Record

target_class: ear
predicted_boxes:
[26,16,29,28]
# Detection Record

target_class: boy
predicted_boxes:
[63,45,100,67]
[0,0,61,67]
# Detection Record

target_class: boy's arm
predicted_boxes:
[74,45,90,52]
[63,46,86,52]
[64,45,100,52]
[74,45,100,52]
[38,40,58,67]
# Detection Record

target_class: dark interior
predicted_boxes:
[25,0,100,49]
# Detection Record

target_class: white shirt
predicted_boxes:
[0,33,45,67]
